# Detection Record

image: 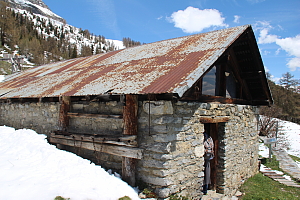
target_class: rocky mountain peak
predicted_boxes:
[2,0,66,23]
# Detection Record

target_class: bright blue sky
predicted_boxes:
[43,0,300,82]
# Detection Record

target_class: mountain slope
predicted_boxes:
[3,0,65,23]
[0,0,126,72]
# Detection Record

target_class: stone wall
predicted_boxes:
[0,100,259,198]
[0,102,60,135]
[137,101,259,198]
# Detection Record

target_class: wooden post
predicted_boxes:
[122,94,138,186]
[59,96,71,131]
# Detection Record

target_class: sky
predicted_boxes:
[42,0,300,82]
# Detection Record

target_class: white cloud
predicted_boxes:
[157,16,163,20]
[275,35,300,71]
[276,35,300,58]
[168,7,228,33]
[286,57,300,71]
[258,28,278,44]
[254,21,278,44]
[247,0,266,3]
[262,50,270,55]
[233,15,240,23]
[255,21,300,71]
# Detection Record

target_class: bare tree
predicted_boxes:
[259,105,282,137]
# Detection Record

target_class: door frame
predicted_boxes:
[204,123,219,190]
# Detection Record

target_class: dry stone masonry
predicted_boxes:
[0,100,260,198]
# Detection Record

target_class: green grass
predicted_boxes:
[54,196,70,200]
[118,196,131,200]
[240,173,300,200]
[263,156,281,172]
[289,154,300,162]
[0,61,12,75]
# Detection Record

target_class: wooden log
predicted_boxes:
[58,96,71,131]
[200,116,230,123]
[49,137,143,159]
[123,95,138,135]
[67,112,123,119]
[122,94,139,186]
[50,132,138,147]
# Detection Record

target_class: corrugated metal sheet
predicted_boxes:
[0,25,250,99]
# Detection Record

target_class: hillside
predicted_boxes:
[2,0,65,23]
[265,73,300,125]
[0,0,127,73]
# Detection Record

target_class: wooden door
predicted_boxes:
[204,123,219,190]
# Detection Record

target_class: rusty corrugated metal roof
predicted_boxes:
[0,25,250,99]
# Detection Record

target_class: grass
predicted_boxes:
[263,156,281,172]
[240,173,300,200]
[289,154,300,162]
[0,61,12,75]
[240,156,300,199]
[54,196,70,200]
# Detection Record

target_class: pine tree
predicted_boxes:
[71,45,78,58]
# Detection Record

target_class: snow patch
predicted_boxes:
[0,75,5,82]
[0,126,139,200]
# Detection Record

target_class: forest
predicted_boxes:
[0,2,141,66]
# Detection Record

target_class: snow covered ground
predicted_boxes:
[0,75,5,82]
[0,126,139,200]
[259,119,300,167]
[280,120,300,157]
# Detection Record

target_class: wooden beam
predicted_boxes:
[122,94,139,186]
[181,94,252,105]
[59,96,71,131]
[67,112,123,119]
[50,132,137,147]
[49,137,143,159]
[123,95,138,135]
[200,117,230,123]
[228,49,252,101]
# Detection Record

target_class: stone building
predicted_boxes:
[0,25,272,198]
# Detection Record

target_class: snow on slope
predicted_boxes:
[280,120,300,157]
[0,75,5,82]
[13,0,63,20]
[259,119,300,168]
[0,126,139,200]
[9,0,125,57]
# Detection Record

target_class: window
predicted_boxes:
[201,65,238,98]
[202,66,216,96]
[225,67,237,98]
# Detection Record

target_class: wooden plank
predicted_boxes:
[67,112,123,119]
[49,137,143,159]
[58,96,71,131]
[123,95,138,136]
[200,117,230,123]
[50,133,137,147]
[180,94,252,105]
[122,94,139,186]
